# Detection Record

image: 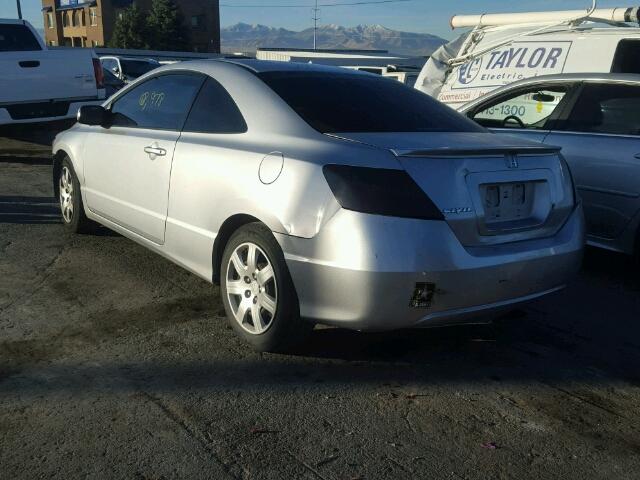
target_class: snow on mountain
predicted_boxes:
[221,23,446,56]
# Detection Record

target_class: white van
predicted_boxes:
[415,5,640,109]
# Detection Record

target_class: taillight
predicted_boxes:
[92,58,104,89]
[323,165,444,220]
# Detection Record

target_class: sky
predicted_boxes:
[0,0,628,39]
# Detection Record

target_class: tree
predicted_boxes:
[146,0,190,51]
[108,5,149,50]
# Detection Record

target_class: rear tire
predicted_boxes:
[220,222,313,352]
[58,157,95,234]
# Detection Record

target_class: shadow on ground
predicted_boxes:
[0,195,60,224]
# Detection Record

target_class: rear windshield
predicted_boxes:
[258,71,484,133]
[120,60,160,77]
[0,24,42,52]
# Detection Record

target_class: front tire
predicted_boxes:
[58,157,94,233]
[220,222,312,352]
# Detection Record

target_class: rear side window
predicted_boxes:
[258,71,483,134]
[183,78,247,134]
[110,74,204,130]
[564,84,640,136]
[0,24,42,52]
[611,40,640,74]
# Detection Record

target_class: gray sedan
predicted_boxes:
[462,73,640,259]
[52,60,584,351]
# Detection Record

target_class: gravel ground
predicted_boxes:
[1,144,640,479]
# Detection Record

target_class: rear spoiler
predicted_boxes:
[392,146,561,158]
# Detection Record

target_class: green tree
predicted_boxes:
[146,0,190,51]
[108,5,149,50]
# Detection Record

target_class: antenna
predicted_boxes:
[312,0,320,50]
[16,0,22,19]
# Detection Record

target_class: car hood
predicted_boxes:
[327,131,559,156]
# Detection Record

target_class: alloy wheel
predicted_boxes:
[226,242,278,334]
[59,166,74,223]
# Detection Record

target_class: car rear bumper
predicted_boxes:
[275,204,584,331]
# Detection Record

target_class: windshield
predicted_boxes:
[0,24,42,52]
[120,59,160,78]
[258,71,484,134]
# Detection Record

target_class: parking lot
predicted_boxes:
[1,137,640,479]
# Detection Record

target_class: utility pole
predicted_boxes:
[312,0,319,50]
[16,0,23,19]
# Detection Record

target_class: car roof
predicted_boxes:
[100,56,158,62]
[505,72,640,84]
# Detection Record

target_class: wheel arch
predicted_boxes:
[212,214,264,285]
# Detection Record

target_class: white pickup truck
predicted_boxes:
[0,18,105,125]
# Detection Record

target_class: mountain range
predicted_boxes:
[221,23,446,56]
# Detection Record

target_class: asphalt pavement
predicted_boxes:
[1,140,640,479]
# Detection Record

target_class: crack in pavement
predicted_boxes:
[137,391,241,480]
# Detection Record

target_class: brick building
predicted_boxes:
[41,0,220,52]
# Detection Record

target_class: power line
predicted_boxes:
[312,0,320,49]
[220,0,412,8]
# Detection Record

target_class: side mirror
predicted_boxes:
[77,105,109,126]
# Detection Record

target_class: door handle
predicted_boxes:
[144,145,166,157]
[635,153,640,160]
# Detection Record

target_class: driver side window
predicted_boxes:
[471,86,569,130]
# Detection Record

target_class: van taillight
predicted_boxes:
[92,58,104,89]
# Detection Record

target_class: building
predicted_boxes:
[41,0,220,52]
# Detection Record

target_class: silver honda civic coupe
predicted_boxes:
[52,59,585,351]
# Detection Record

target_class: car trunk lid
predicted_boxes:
[328,132,574,246]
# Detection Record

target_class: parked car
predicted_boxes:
[52,60,584,351]
[103,68,125,97]
[461,73,640,258]
[100,56,161,83]
[0,19,105,126]
[416,6,640,109]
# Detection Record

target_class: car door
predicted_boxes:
[544,82,640,240]
[83,72,205,244]
[165,77,249,278]
[467,83,575,144]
